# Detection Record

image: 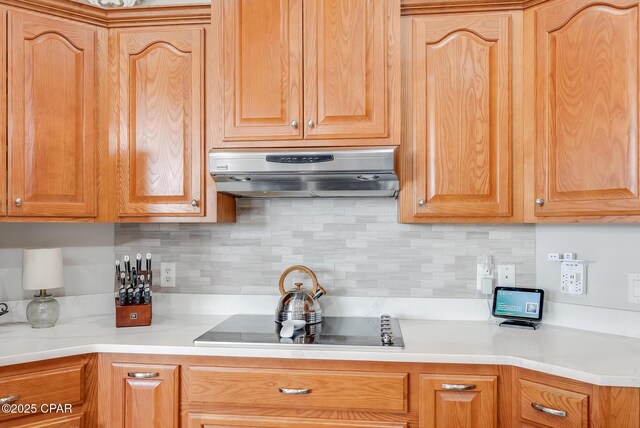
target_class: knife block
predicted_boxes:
[114,270,152,328]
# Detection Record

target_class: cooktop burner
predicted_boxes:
[194,314,404,349]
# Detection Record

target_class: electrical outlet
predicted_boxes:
[160,262,175,288]
[560,261,586,295]
[497,265,516,287]
[628,273,640,304]
[547,253,561,261]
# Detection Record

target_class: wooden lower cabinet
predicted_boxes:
[88,354,640,427]
[107,363,178,428]
[0,355,96,428]
[419,374,497,428]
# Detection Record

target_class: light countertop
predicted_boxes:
[1,313,640,387]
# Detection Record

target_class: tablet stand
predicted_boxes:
[499,320,539,330]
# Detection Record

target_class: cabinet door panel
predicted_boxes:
[110,363,178,428]
[419,375,497,428]
[533,0,640,216]
[408,14,512,219]
[8,11,96,217]
[223,0,303,140]
[117,28,204,216]
[304,0,387,139]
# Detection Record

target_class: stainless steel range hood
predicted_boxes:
[209,147,398,198]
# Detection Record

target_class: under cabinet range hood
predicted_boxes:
[209,147,398,198]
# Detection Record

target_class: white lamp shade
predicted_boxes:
[22,248,65,291]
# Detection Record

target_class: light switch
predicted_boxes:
[628,274,640,304]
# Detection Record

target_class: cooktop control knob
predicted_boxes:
[380,314,394,345]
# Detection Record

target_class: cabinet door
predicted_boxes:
[7,11,96,218]
[304,0,388,139]
[9,414,84,428]
[402,14,514,221]
[116,28,204,216]
[532,0,640,217]
[222,0,303,141]
[110,363,178,428]
[419,374,497,428]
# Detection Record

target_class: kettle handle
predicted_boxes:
[278,265,324,296]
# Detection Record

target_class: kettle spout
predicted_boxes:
[312,285,326,300]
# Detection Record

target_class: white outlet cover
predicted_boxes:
[560,261,586,295]
[160,262,176,288]
[497,265,516,287]
[628,273,640,304]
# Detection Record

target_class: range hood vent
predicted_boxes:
[209,147,398,198]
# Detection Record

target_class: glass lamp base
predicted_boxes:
[26,292,60,329]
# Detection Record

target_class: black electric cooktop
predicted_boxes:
[193,314,404,349]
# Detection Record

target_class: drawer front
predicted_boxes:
[520,379,588,428]
[0,365,84,422]
[187,413,407,428]
[189,367,408,413]
[8,413,84,428]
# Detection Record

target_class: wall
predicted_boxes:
[536,224,640,312]
[0,224,114,301]
[116,199,535,297]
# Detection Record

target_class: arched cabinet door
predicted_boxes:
[531,0,640,218]
[115,27,204,217]
[401,13,518,222]
[8,11,97,218]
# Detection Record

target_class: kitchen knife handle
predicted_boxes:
[531,402,567,417]
[441,383,476,391]
[0,395,18,404]
[278,388,312,395]
[127,372,160,379]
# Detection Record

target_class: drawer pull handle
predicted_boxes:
[279,387,312,395]
[0,395,18,404]
[442,383,476,391]
[127,372,160,379]
[531,402,567,417]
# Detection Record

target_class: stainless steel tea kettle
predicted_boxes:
[275,265,326,325]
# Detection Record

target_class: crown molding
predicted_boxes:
[0,0,211,27]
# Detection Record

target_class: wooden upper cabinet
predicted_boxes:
[419,374,497,428]
[115,27,204,216]
[223,0,303,141]
[304,0,388,139]
[218,0,399,147]
[7,11,97,218]
[400,13,520,222]
[109,363,178,428]
[530,0,640,219]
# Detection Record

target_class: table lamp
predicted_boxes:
[22,248,64,328]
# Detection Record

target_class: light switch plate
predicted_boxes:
[497,265,516,287]
[628,273,640,304]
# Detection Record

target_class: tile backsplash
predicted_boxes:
[116,199,535,297]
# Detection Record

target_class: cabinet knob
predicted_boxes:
[418,198,425,207]
[191,199,199,208]
[307,119,315,129]
[535,198,544,207]
[291,120,298,129]
[14,198,22,207]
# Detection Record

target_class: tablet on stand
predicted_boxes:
[492,287,544,330]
